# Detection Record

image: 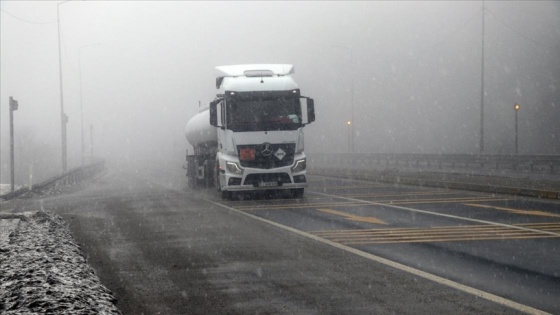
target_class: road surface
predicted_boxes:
[9,161,559,314]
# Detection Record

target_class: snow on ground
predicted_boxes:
[0,210,121,314]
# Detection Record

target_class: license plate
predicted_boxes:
[259,182,278,187]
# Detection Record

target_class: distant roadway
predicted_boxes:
[10,162,559,314]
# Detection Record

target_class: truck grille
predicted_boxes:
[237,143,295,169]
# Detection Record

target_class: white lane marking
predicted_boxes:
[310,191,560,238]
[205,199,550,315]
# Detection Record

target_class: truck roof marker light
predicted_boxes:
[244,69,274,77]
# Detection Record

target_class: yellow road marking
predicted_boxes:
[311,222,560,245]
[522,222,560,232]
[384,197,511,205]
[237,201,369,211]
[465,203,560,218]
[207,199,551,315]
[340,235,558,245]
[312,224,524,235]
[339,190,464,198]
[311,191,560,239]
[310,183,392,190]
[235,197,508,211]
[317,208,387,225]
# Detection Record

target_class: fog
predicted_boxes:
[1,1,560,184]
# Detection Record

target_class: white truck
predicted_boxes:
[185,64,315,199]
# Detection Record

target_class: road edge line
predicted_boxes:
[205,199,550,315]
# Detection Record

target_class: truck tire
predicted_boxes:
[291,188,304,198]
[221,191,231,200]
[187,177,195,189]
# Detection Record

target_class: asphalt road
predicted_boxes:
[8,162,559,314]
[231,176,560,314]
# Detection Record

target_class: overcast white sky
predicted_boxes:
[1,1,559,183]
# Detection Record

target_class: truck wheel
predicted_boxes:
[215,161,221,191]
[291,188,304,198]
[188,176,199,189]
[221,191,231,200]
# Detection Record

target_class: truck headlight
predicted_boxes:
[226,161,243,175]
[291,158,306,173]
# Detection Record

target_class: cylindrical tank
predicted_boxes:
[185,109,217,147]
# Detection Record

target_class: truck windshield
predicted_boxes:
[226,96,302,132]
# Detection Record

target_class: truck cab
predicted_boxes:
[210,64,315,198]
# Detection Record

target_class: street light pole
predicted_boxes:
[90,124,94,163]
[514,103,520,154]
[331,45,354,153]
[79,43,99,166]
[349,48,354,153]
[57,0,71,172]
[479,1,486,154]
[9,97,19,193]
[347,120,352,153]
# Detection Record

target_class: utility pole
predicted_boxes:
[9,97,19,193]
[479,0,485,154]
[57,0,71,172]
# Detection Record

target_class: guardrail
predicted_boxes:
[0,160,106,201]
[309,153,560,174]
[308,153,560,199]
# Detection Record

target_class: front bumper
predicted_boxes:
[225,181,307,192]
[222,166,307,192]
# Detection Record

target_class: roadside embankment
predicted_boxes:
[0,160,120,314]
[0,210,121,314]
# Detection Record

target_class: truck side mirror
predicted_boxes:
[307,98,315,123]
[209,100,218,126]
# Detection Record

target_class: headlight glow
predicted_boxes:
[292,159,306,173]
[226,161,243,175]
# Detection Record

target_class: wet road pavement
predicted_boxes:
[5,162,558,314]
[217,176,560,314]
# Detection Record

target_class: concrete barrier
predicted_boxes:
[310,153,560,174]
[309,166,560,200]
[0,160,105,201]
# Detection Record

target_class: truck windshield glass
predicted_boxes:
[226,96,302,132]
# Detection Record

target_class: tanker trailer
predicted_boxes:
[185,109,218,188]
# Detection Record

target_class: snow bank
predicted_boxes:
[0,211,121,314]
